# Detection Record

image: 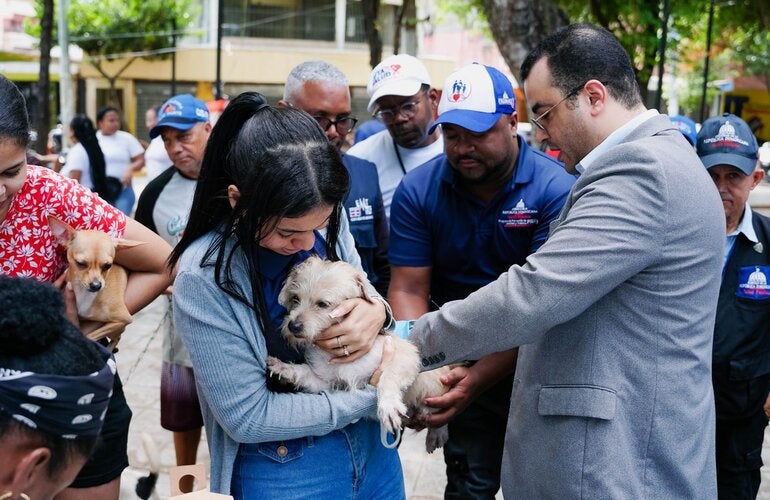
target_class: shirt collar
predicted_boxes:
[576,109,659,174]
[728,202,758,243]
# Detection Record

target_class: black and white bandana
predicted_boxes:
[0,347,116,439]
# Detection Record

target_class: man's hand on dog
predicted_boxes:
[411,365,480,428]
[315,297,386,363]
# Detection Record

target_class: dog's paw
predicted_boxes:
[266,357,296,383]
[425,425,449,453]
[377,399,407,435]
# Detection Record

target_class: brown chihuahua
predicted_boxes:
[48,216,143,351]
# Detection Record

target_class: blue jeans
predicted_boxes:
[114,185,135,215]
[231,419,405,500]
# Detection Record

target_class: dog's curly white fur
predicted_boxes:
[267,256,450,452]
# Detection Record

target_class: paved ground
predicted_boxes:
[113,176,770,499]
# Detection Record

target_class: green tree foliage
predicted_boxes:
[435,0,767,108]
[28,0,198,107]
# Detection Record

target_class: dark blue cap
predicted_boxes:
[696,113,759,175]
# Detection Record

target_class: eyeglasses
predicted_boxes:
[313,116,358,135]
[530,83,586,134]
[374,99,422,124]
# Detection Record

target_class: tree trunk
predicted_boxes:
[35,0,54,154]
[362,0,382,68]
[479,0,568,84]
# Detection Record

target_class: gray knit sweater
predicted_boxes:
[173,218,379,493]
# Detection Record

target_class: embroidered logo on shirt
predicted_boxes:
[349,198,374,223]
[499,199,538,228]
[737,265,770,299]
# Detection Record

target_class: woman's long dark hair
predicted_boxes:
[70,114,111,200]
[0,75,30,148]
[169,92,350,335]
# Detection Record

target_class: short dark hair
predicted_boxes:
[169,92,349,334]
[0,277,104,475]
[521,23,642,110]
[0,75,31,148]
[96,106,120,123]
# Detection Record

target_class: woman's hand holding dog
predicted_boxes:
[315,297,386,363]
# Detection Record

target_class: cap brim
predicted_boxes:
[701,152,758,176]
[428,110,502,134]
[149,119,199,139]
[367,80,425,113]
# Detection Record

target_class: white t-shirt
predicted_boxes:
[144,136,172,181]
[345,129,444,217]
[96,130,144,180]
[60,142,93,189]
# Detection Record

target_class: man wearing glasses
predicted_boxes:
[280,60,390,294]
[345,54,444,218]
[388,63,575,499]
[401,24,724,497]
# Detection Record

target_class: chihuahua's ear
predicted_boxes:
[114,239,145,251]
[47,216,76,246]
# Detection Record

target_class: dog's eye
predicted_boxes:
[102,263,112,272]
[316,300,330,309]
[76,261,87,269]
[289,295,300,305]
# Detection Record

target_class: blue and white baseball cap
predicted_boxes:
[367,54,432,113]
[669,114,697,146]
[150,94,210,138]
[429,63,516,134]
[696,113,759,175]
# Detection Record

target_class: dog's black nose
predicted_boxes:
[88,282,103,292]
[288,320,303,335]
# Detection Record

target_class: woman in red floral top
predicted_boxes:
[0,75,173,499]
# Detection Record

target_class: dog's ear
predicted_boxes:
[278,263,303,307]
[114,239,145,251]
[355,271,376,304]
[47,216,76,247]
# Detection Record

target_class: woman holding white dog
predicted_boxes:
[0,75,173,500]
[169,92,404,499]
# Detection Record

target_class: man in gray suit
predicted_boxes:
[405,24,725,497]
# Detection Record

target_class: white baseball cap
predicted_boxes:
[430,63,516,134]
[367,54,432,113]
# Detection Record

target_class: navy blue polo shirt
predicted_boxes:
[389,137,576,306]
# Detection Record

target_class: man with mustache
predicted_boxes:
[388,63,575,498]
[345,54,445,219]
[696,113,769,499]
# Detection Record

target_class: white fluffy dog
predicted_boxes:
[267,255,450,452]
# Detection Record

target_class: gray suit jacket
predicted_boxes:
[410,114,724,498]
